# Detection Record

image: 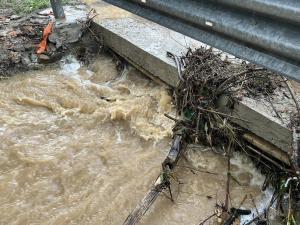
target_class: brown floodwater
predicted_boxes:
[0,54,273,225]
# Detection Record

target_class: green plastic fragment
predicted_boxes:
[183,108,194,120]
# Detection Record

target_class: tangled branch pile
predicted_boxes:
[173,47,280,149]
[169,47,300,224]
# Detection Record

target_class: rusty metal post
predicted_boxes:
[50,0,65,19]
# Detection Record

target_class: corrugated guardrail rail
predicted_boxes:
[103,0,300,81]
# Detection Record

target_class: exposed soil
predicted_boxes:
[0,3,100,78]
[0,9,47,77]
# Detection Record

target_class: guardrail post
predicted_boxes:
[50,0,65,19]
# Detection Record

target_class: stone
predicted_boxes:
[21,54,31,66]
[9,51,21,64]
[48,32,63,48]
[37,54,51,64]
[30,53,38,63]
[37,52,62,64]
[50,23,83,45]
[10,15,21,20]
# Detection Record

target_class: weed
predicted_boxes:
[0,0,72,15]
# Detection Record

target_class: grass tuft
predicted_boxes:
[0,0,72,15]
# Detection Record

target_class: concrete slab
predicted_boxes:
[40,5,88,46]
[39,5,88,25]
[84,0,297,157]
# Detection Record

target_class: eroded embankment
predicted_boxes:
[0,53,270,225]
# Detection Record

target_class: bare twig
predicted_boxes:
[287,185,293,225]
[199,213,217,225]
[198,107,250,123]
[266,92,284,123]
[282,77,300,173]
[167,52,184,81]
[224,145,232,211]
[217,68,266,93]
[282,77,300,118]
[176,165,220,175]
[250,194,260,216]
[246,145,293,173]
[164,113,178,122]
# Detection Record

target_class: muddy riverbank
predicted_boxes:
[0,9,46,76]
[0,3,97,78]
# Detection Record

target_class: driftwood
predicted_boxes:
[123,179,165,225]
[162,135,182,170]
[243,132,290,166]
[123,134,184,225]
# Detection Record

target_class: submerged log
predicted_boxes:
[162,135,182,170]
[123,178,164,225]
[123,134,183,225]
[243,132,290,165]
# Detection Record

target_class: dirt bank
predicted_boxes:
[0,9,46,77]
[0,3,99,78]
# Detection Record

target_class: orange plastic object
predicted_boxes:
[36,21,53,54]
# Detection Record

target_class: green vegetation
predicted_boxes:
[11,0,49,14]
[0,0,72,15]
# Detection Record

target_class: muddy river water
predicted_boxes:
[0,54,273,225]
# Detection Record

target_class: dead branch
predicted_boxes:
[225,145,232,211]
[282,77,300,173]
[197,107,250,123]
[167,52,184,82]
[123,134,185,225]
[282,77,300,118]
[123,178,165,225]
[199,213,217,225]
[217,68,266,94]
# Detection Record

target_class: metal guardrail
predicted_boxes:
[103,0,300,81]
